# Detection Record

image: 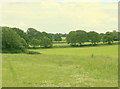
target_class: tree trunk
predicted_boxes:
[80,43,82,46]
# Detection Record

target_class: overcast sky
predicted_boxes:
[0,0,118,33]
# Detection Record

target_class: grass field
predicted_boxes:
[2,45,118,87]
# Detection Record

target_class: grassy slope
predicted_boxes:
[2,45,118,87]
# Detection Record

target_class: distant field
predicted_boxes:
[53,41,118,48]
[61,37,66,41]
[2,45,118,87]
[53,42,69,48]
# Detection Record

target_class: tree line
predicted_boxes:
[1,26,66,52]
[66,30,119,46]
[1,26,119,53]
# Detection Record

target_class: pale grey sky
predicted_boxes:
[0,0,118,33]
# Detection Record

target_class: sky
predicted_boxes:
[0,0,118,33]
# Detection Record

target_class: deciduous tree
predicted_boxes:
[88,31,100,45]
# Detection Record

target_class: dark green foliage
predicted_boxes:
[103,32,114,44]
[40,37,52,48]
[27,28,52,41]
[1,25,118,51]
[27,28,53,48]
[21,38,28,48]
[27,28,42,40]
[61,33,67,37]
[66,30,88,46]
[51,33,66,38]
[30,38,40,47]
[54,33,62,41]
[12,27,29,44]
[100,33,104,41]
[2,26,27,52]
[76,30,88,45]
[67,30,117,46]
[66,31,77,46]
[88,31,101,45]
[112,30,118,41]
[42,32,53,41]
[118,32,120,41]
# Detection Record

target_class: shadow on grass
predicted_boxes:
[25,51,41,54]
[28,46,53,49]
[1,49,41,55]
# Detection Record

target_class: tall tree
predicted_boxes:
[27,28,42,40]
[103,32,114,44]
[40,37,52,48]
[27,28,52,41]
[42,32,52,41]
[12,27,29,44]
[2,26,27,51]
[66,30,88,46]
[76,30,88,45]
[30,38,40,47]
[66,31,77,46]
[100,33,104,41]
[112,30,118,41]
[88,31,101,45]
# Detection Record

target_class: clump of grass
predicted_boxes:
[91,53,94,58]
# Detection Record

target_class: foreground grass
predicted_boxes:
[2,45,118,87]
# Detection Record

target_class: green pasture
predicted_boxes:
[2,45,118,87]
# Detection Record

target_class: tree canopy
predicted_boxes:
[30,38,40,47]
[27,28,52,41]
[12,27,29,44]
[88,31,101,44]
[103,32,114,44]
[2,27,27,52]
[53,33,62,41]
[40,37,52,48]
[66,30,88,46]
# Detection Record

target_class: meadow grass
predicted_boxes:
[2,45,118,87]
